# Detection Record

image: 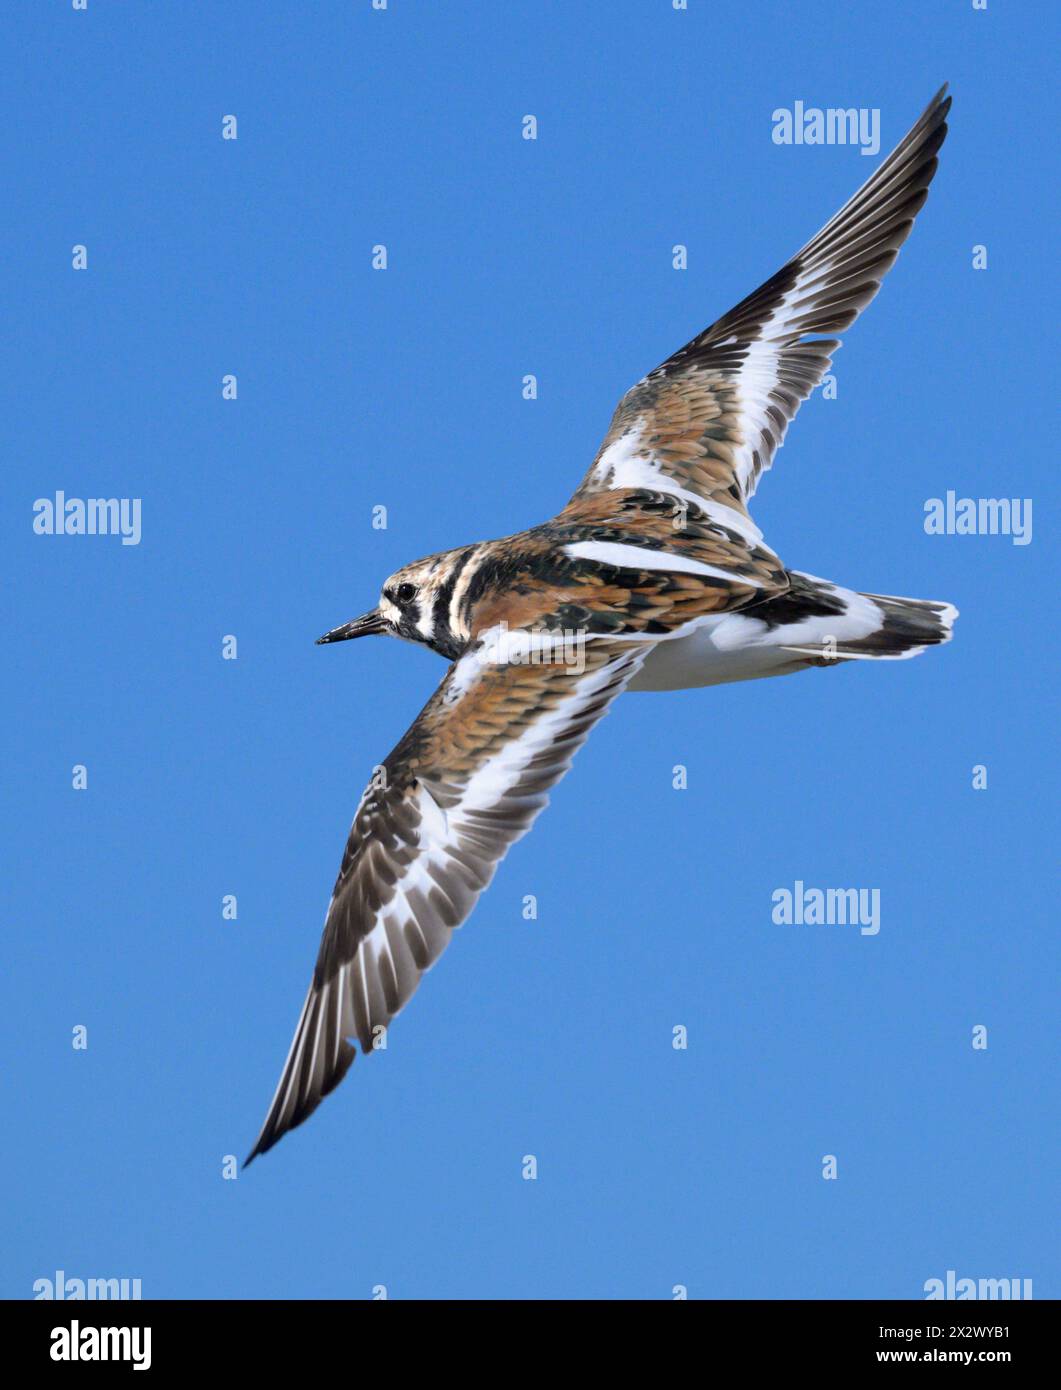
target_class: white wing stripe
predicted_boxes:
[589,429,766,544]
[564,539,766,586]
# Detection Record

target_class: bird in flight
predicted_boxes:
[246,86,955,1164]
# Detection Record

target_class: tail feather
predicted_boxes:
[844,590,958,658]
[774,574,958,663]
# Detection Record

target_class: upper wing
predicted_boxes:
[245,637,646,1164]
[571,86,951,532]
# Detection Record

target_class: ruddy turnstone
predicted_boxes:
[246,86,956,1163]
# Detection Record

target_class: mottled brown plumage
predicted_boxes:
[247,87,956,1164]
[573,86,949,519]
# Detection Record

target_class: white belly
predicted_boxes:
[628,616,812,691]
[627,580,885,691]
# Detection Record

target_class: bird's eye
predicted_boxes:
[396,582,417,604]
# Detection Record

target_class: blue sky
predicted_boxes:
[5,2,1057,1299]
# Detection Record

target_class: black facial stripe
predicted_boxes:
[433,547,472,637]
[460,553,508,627]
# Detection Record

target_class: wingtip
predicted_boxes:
[929,83,952,120]
[243,1135,270,1169]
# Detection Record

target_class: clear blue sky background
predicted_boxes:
[4,2,1057,1300]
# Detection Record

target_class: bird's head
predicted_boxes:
[316,551,470,660]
